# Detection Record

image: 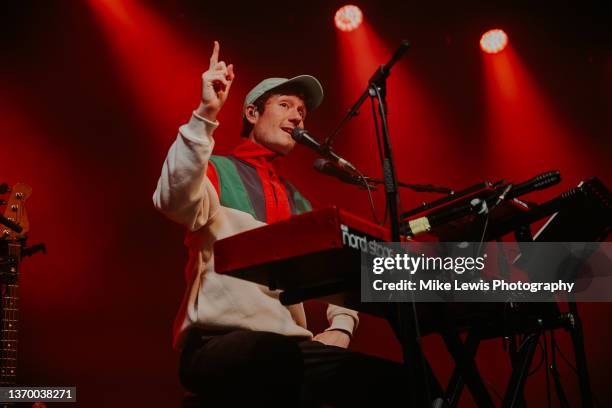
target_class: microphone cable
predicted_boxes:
[354,166,383,226]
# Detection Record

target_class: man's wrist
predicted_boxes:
[195,102,218,122]
[325,327,352,339]
[327,313,357,338]
[193,107,220,127]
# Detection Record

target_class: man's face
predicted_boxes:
[249,94,307,155]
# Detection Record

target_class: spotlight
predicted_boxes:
[480,29,508,54]
[334,5,363,32]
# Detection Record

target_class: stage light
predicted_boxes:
[480,29,508,54]
[334,5,363,32]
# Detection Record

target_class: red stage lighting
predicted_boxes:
[480,29,508,54]
[334,5,363,32]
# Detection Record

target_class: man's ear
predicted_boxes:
[245,104,258,125]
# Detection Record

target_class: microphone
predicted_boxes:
[402,171,563,237]
[292,128,357,171]
[402,200,479,237]
[313,159,363,186]
[505,170,561,200]
[372,40,411,83]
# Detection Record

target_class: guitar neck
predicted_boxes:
[0,283,18,386]
[0,242,20,386]
[0,183,31,407]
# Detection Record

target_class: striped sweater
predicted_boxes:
[153,113,359,349]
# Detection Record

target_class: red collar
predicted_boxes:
[229,138,291,223]
[230,138,280,171]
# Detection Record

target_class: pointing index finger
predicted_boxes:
[209,41,220,70]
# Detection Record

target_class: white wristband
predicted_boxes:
[192,110,219,126]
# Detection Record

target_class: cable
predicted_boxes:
[354,168,382,226]
[527,339,546,376]
[549,330,571,408]
[483,379,504,402]
[544,331,552,408]
[551,331,605,408]
[342,102,382,226]
[476,214,490,257]
[369,92,389,226]
[372,86,405,223]
[518,333,538,353]
[370,93,385,167]
[370,83,433,406]
[551,332,578,374]
[382,200,389,226]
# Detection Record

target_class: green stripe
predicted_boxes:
[285,180,312,214]
[209,156,257,218]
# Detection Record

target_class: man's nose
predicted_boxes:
[288,109,303,126]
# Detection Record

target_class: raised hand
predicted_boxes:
[197,41,235,122]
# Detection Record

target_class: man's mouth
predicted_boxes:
[281,127,294,137]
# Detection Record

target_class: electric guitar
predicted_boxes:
[0,183,31,407]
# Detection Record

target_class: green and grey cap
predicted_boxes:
[242,75,324,117]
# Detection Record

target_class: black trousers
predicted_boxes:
[179,328,417,407]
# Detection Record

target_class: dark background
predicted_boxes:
[1,1,610,406]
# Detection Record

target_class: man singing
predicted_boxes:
[154,41,412,407]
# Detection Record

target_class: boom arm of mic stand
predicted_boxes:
[369,40,411,84]
[323,40,411,149]
[323,89,370,148]
[398,181,453,194]
[364,177,453,194]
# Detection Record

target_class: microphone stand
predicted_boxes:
[373,41,436,408]
[324,39,410,241]
[327,40,442,406]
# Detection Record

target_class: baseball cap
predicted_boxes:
[242,75,324,116]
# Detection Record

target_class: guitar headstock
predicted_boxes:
[1,182,32,241]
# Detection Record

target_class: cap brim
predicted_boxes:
[267,75,324,112]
